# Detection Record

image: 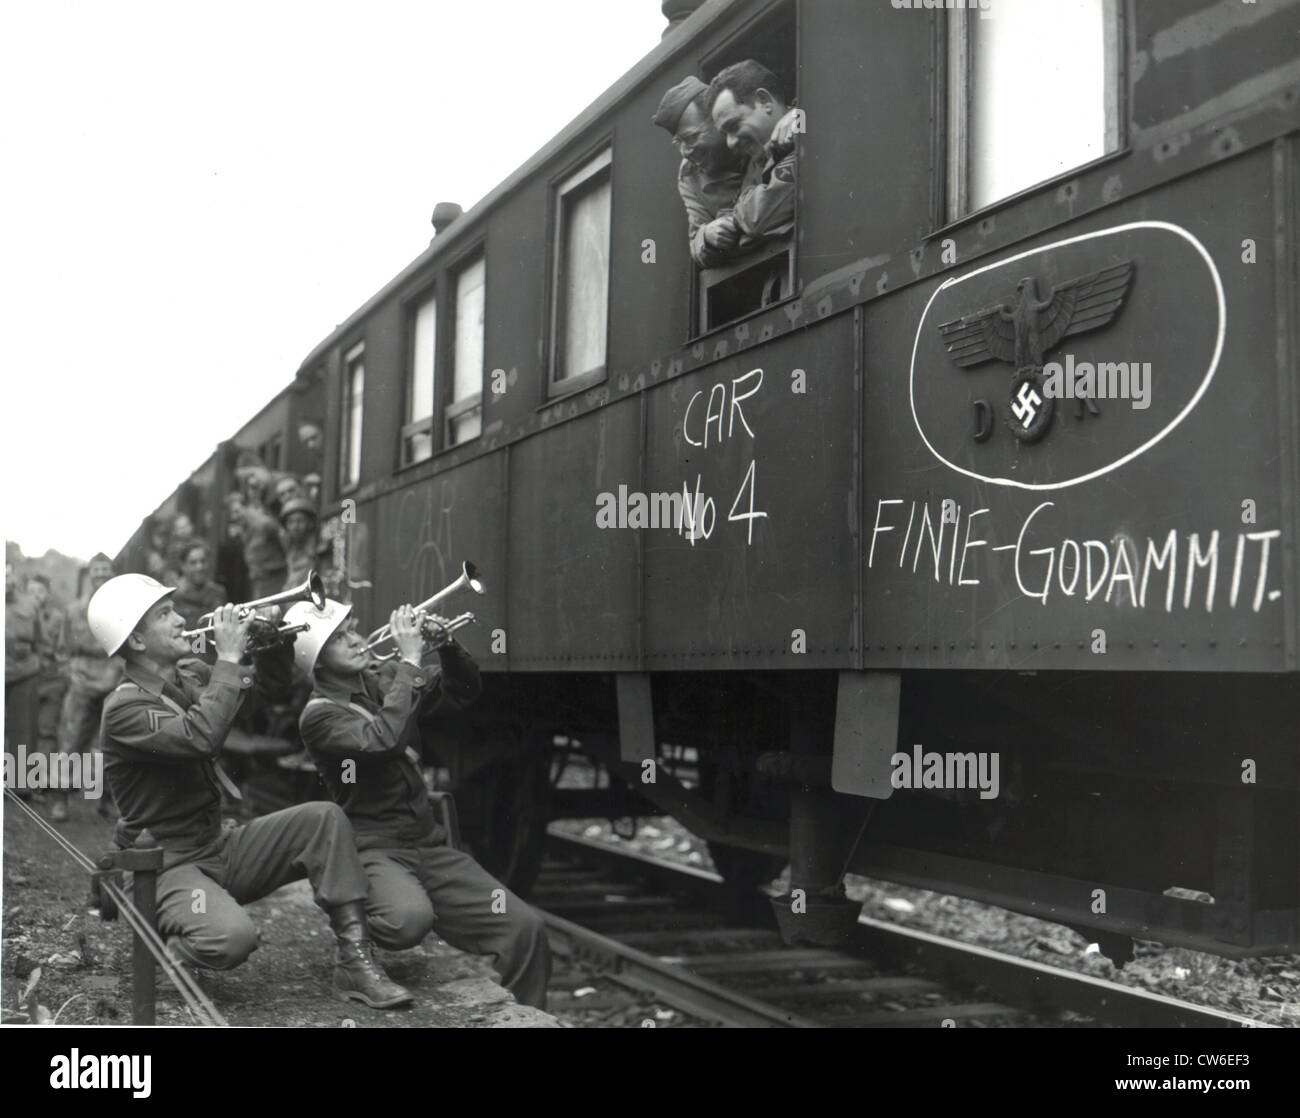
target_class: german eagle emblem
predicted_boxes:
[936,261,1134,443]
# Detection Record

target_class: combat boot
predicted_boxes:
[327,900,414,1009]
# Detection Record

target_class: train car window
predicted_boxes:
[262,433,282,471]
[549,147,612,394]
[340,342,365,491]
[947,0,1121,219]
[448,254,485,444]
[402,292,437,466]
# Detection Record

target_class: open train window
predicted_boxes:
[339,342,364,492]
[402,290,437,467]
[261,433,282,471]
[549,147,611,395]
[945,0,1122,221]
[448,253,484,445]
[693,0,797,335]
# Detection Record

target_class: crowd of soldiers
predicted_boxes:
[136,455,330,627]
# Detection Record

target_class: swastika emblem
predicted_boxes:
[1006,369,1053,443]
[1011,380,1041,427]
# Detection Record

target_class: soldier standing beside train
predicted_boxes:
[5,562,41,784]
[171,540,229,634]
[279,495,320,592]
[288,598,553,1010]
[50,553,122,822]
[26,573,68,771]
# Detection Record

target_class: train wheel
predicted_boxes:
[456,733,553,898]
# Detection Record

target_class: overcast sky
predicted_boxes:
[1,0,665,562]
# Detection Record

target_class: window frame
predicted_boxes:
[339,340,365,494]
[547,144,613,399]
[445,249,486,448]
[400,284,438,469]
[941,0,1126,227]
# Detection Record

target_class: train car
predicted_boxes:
[114,379,326,577]
[114,451,219,578]
[164,0,1299,960]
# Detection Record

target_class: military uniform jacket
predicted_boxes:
[300,643,481,849]
[5,595,40,684]
[700,135,796,255]
[102,658,253,858]
[679,157,746,268]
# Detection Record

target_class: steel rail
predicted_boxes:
[542,830,1272,1030]
[540,908,821,1028]
[4,790,227,1026]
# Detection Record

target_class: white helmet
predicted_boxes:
[283,598,353,675]
[87,574,176,656]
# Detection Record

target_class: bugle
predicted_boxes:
[364,561,484,650]
[365,610,477,661]
[182,569,327,645]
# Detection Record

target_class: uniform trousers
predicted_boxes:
[360,842,551,1010]
[56,683,113,798]
[36,676,67,755]
[4,675,39,754]
[58,683,108,756]
[154,802,368,971]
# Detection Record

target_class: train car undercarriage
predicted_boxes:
[427,668,1299,963]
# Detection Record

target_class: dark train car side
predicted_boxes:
[273,0,1300,955]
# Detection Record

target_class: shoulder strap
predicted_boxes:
[302,695,419,765]
[304,694,383,730]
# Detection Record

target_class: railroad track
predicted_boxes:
[537,831,1268,1029]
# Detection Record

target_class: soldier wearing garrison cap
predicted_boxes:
[652,74,748,267]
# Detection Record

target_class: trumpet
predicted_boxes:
[182,570,327,647]
[364,561,485,652]
[366,610,477,661]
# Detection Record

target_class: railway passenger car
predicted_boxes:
[116,380,325,576]
[138,0,1300,960]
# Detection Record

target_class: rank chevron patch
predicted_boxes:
[146,709,191,737]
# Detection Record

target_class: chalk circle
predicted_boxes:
[909,221,1226,490]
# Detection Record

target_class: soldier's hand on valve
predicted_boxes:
[391,605,425,664]
[423,613,453,647]
[212,603,254,664]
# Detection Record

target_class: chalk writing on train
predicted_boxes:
[867,497,1281,611]
[674,367,767,546]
